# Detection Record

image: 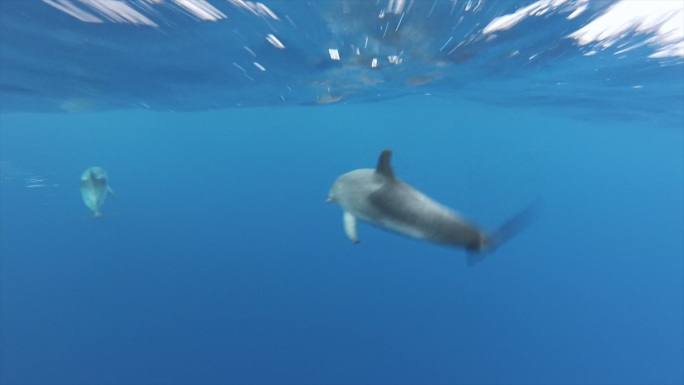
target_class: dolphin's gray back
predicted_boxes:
[368,179,483,248]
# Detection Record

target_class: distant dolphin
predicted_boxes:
[80,166,115,217]
[326,150,537,265]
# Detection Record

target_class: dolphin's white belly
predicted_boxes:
[81,186,106,212]
[81,167,110,216]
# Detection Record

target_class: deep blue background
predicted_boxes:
[1,96,682,384]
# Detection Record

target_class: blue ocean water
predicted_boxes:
[1,1,683,384]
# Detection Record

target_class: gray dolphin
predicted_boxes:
[327,150,537,265]
[80,166,115,217]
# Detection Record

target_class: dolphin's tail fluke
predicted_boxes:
[82,211,119,220]
[489,200,541,248]
[466,200,542,267]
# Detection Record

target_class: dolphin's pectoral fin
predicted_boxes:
[107,186,116,200]
[343,211,360,244]
[375,149,395,179]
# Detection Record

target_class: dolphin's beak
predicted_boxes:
[325,196,333,203]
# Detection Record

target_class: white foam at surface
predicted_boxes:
[482,0,571,34]
[42,0,103,23]
[266,34,285,49]
[80,0,158,26]
[174,0,226,21]
[569,1,684,58]
[483,0,683,58]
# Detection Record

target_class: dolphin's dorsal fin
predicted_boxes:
[376,149,395,179]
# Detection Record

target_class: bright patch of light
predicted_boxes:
[43,0,158,26]
[175,0,226,21]
[388,55,402,65]
[255,3,279,20]
[483,0,572,34]
[483,0,683,59]
[266,34,285,49]
[569,0,684,58]
[228,0,280,20]
[465,0,484,12]
[328,49,340,61]
[42,0,103,23]
[43,0,229,25]
[386,0,406,15]
[567,3,587,20]
[81,0,158,25]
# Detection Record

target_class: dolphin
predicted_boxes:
[80,166,115,217]
[326,150,537,265]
